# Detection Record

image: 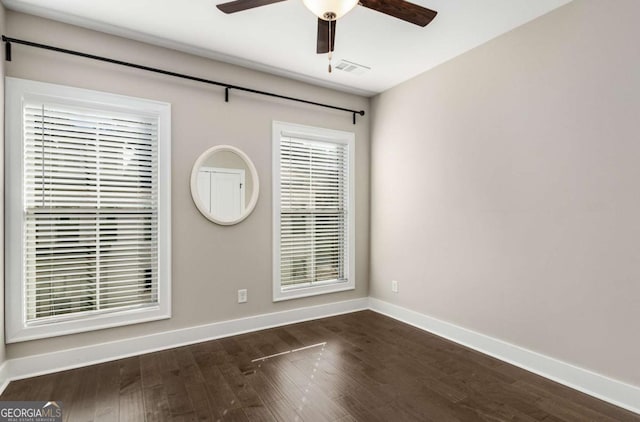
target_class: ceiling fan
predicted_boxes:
[216,0,438,72]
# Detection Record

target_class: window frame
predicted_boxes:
[272,121,355,302]
[5,77,172,343]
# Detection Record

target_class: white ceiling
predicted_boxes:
[2,0,572,96]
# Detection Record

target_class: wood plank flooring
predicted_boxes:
[1,310,638,421]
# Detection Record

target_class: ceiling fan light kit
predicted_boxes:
[302,0,358,20]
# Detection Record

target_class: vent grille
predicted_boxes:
[334,59,370,75]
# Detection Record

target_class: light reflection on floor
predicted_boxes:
[250,342,328,363]
[215,341,329,422]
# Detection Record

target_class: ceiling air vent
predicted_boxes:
[334,59,370,75]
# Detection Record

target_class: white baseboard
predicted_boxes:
[0,361,10,394]
[368,297,640,415]
[0,297,369,392]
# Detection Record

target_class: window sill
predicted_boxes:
[273,280,355,302]
[6,305,171,344]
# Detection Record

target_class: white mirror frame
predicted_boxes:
[190,145,260,225]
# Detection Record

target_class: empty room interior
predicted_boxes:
[0,0,639,420]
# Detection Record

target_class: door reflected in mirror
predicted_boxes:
[191,145,259,225]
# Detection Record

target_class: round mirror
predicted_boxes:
[190,145,259,225]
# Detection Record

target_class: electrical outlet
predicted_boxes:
[391,280,399,293]
[238,289,248,303]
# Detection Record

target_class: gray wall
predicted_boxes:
[5,11,370,359]
[0,2,6,367]
[370,0,640,387]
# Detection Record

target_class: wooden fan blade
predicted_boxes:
[316,18,336,54]
[359,0,437,27]
[216,0,286,14]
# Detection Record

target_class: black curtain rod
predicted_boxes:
[2,35,366,124]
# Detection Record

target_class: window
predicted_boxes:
[272,121,355,301]
[5,78,171,342]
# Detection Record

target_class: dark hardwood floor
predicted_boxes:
[2,310,638,421]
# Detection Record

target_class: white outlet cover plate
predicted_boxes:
[238,289,248,303]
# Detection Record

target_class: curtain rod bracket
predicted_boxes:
[225,87,230,103]
[4,38,11,62]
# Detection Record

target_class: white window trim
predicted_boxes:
[5,77,172,343]
[272,121,355,302]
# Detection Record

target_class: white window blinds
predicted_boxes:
[279,135,350,289]
[23,102,159,322]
